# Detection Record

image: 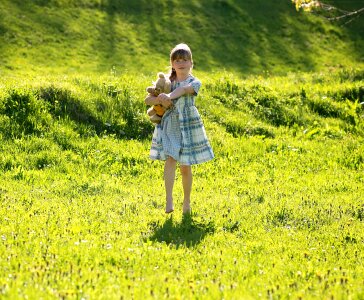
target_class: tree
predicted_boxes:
[292,0,364,25]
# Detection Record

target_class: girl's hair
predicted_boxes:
[168,43,193,81]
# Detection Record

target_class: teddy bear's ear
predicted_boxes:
[164,81,171,93]
[146,86,155,94]
[158,72,165,79]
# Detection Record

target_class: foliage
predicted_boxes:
[291,0,364,25]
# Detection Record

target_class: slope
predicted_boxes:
[0,0,363,76]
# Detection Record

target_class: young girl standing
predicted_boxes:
[145,43,214,214]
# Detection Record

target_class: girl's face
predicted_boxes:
[172,57,192,76]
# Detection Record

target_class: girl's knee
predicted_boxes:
[180,165,192,176]
[166,156,177,165]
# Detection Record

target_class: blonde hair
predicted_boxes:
[168,43,193,81]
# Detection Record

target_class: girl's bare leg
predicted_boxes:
[164,157,177,213]
[180,165,192,214]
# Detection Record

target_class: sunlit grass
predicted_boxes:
[0,0,363,76]
[1,0,363,297]
[0,69,363,298]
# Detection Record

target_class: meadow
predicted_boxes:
[0,67,363,299]
[1,0,364,298]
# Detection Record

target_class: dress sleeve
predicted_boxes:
[190,78,201,95]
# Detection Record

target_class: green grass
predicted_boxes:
[0,0,363,298]
[0,0,363,76]
[0,69,363,299]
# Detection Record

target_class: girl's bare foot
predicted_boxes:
[182,197,191,214]
[166,199,174,214]
[182,205,191,214]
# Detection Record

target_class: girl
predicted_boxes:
[145,43,214,214]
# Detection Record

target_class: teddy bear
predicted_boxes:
[146,72,171,124]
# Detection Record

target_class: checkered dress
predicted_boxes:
[150,75,214,165]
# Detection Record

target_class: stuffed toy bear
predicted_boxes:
[146,72,171,124]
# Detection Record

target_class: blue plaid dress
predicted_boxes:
[150,75,214,165]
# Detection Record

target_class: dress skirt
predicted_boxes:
[149,75,214,165]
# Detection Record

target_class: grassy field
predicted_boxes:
[1,0,364,299]
[0,68,363,299]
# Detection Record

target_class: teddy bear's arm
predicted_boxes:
[145,94,160,106]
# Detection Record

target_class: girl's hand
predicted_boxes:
[157,93,172,108]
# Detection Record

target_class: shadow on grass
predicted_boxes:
[148,214,215,248]
[98,0,318,74]
[38,86,152,140]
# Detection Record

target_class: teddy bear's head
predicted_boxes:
[146,72,171,96]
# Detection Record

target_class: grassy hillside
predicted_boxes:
[0,0,363,76]
[0,1,364,298]
[0,69,363,298]
[1,68,363,141]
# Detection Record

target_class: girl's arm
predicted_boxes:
[157,85,195,102]
[169,85,195,99]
